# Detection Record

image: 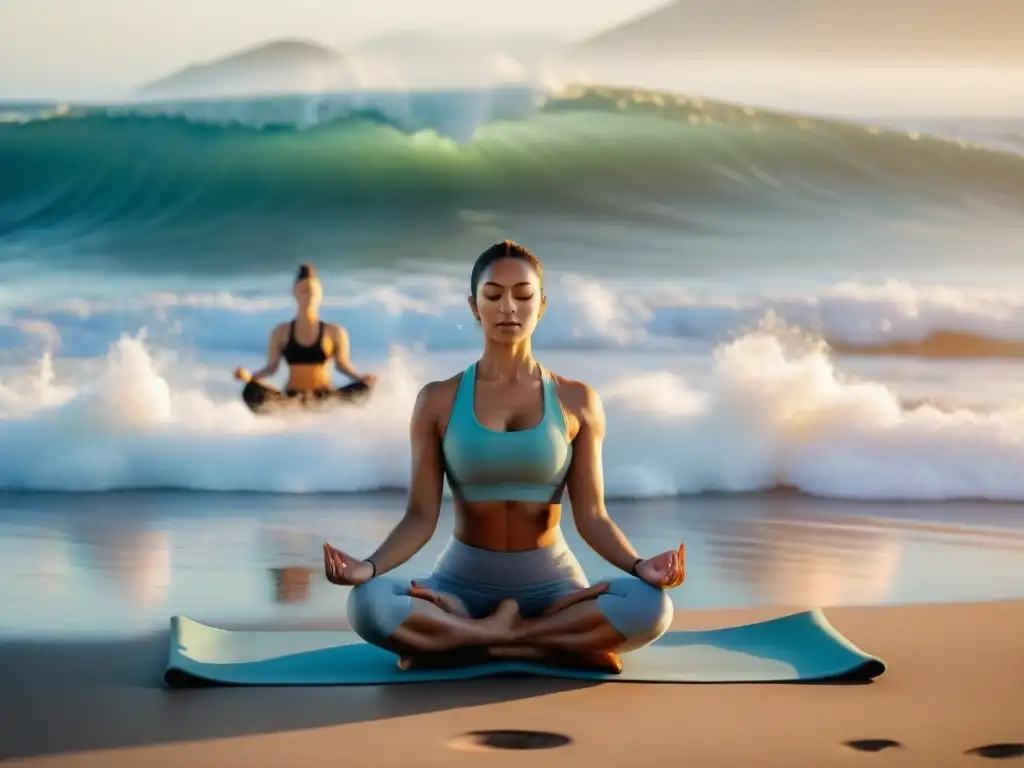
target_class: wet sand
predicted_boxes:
[4,490,1024,642]
[1,599,1021,767]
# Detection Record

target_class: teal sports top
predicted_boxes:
[441,363,573,503]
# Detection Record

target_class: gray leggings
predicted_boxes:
[347,534,673,653]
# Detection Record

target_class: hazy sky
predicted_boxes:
[0,0,666,98]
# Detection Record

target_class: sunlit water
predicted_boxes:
[2,491,1023,640]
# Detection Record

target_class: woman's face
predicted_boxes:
[294,277,323,311]
[469,257,545,344]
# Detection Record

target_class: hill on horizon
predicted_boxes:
[578,0,1024,64]
[136,39,343,99]
[135,31,568,99]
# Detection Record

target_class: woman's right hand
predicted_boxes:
[323,542,375,586]
[635,542,686,589]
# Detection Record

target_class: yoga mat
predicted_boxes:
[164,608,885,687]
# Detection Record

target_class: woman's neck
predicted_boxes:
[477,339,538,383]
[295,309,319,326]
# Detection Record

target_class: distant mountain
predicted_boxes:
[578,0,1024,64]
[136,39,344,99]
[135,32,567,98]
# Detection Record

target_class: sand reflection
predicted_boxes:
[269,566,313,605]
[704,509,901,607]
[258,526,320,606]
[68,518,171,607]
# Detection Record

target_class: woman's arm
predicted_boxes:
[330,325,371,383]
[363,383,444,575]
[565,382,642,573]
[250,325,284,380]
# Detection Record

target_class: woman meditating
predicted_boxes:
[235,263,377,413]
[323,241,684,672]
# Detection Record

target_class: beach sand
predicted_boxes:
[1,599,1021,767]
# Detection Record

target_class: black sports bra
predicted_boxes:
[281,321,329,365]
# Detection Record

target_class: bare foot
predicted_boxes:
[563,651,623,675]
[397,647,488,671]
[479,598,520,639]
[486,647,623,674]
[395,601,518,672]
[407,582,471,618]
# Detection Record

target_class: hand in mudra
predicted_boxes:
[635,543,685,589]
[323,542,374,586]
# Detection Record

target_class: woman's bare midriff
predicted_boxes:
[286,362,333,391]
[452,501,564,551]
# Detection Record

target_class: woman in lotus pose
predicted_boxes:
[235,263,377,412]
[323,241,684,672]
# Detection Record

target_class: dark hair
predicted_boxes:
[470,240,543,297]
[295,262,317,283]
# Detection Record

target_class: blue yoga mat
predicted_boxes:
[164,608,885,687]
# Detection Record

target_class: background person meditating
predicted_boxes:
[323,241,684,674]
[235,263,377,413]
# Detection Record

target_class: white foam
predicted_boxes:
[600,328,1024,500]
[0,333,419,492]
[1,325,1023,500]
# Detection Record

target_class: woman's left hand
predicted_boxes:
[635,543,685,589]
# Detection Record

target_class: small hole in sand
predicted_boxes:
[845,739,903,753]
[447,730,573,751]
[966,743,1024,760]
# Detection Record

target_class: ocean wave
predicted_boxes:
[0,329,1022,500]
[2,84,1023,261]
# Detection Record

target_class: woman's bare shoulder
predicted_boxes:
[550,372,603,429]
[413,372,464,428]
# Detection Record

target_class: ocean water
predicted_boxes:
[2,82,1024,637]
[2,491,1024,640]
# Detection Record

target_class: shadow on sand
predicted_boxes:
[0,626,875,761]
[0,629,599,761]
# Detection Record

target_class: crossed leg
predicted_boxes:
[347,576,672,673]
[347,576,519,656]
